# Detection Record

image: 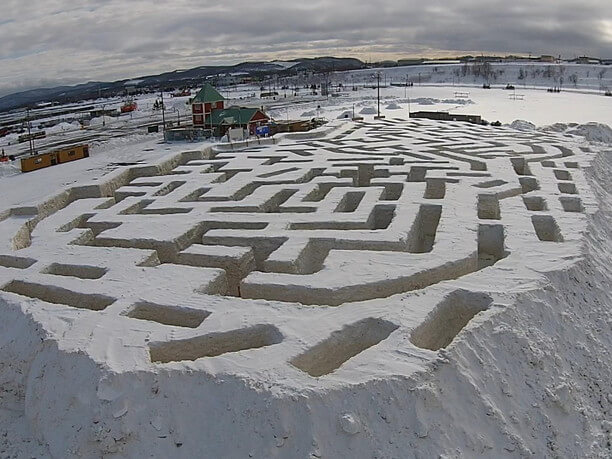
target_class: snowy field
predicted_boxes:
[263,84,612,127]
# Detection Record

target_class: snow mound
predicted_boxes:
[567,122,612,144]
[538,122,612,144]
[539,122,569,133]
[0,162,20,178]
[359,106,377,114]
[336,111,353,119]
[509,119,536,131]
[406,97,473,106]
[441,98,474,105]
[411,97,436,105]
[301,110,316,117]
[47,122,80,133]
[385,102,402,110]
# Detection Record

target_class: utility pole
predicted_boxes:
[26,108,34,155]
[374,73,385,120]
[377,73,380,117]
[160,90,166,131]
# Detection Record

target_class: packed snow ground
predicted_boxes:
[0,135,212,207]
[0,114,610,457]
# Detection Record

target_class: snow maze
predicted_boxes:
[0,118,599,456]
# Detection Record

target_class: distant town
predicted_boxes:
[1,54,611,113]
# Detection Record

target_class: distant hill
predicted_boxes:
[0,57,365,112]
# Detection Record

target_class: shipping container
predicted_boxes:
[20,144,89,172]
[56,144,89,163]
[20,152,58,172]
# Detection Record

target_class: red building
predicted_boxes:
[191,83,225,128]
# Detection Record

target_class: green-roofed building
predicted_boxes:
[191,83,226,128]
[191,83,269,136]
[192,83,225,105]
[191,83,268,136]
[204,106,269,137]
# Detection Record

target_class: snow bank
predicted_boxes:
[385,102,402,110]
[411,97,437,105]
[509,119,536,131]
[0,162,20,178]
[440,98,474,105]
[359,106,377,114]
[539,122,612,145]
[336,110,353,119]
[567,122,612,144]
[46,122,80,133]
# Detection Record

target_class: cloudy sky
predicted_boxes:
[1,0,611,96]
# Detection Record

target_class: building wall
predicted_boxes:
[192,101,224,127]
[193,114,204,126]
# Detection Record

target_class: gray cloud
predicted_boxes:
[1,0,611,96]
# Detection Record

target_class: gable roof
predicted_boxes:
[205,107,267,126]
[192,83,225,104]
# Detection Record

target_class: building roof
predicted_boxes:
[192,83,225,104]
[205,107,267,126]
